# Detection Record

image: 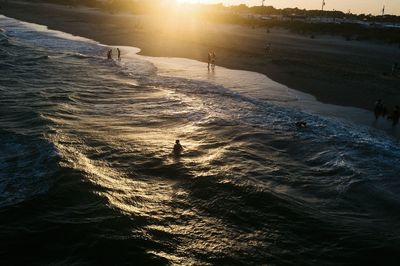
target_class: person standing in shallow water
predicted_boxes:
[107,49,112,60]
[211,51,216,70]
[207,52,212,70]
[117,48,121,60]
[173,140,183,156]
[265,43,271,55]
[374,99,385,120]
[390,105,400,127]
[392,63,398,76]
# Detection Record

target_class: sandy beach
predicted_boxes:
[1,1,399,111]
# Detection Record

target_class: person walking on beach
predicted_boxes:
[117,48,121,60]
[107,49,112,60]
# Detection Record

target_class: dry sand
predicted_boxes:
[1,1,400,111]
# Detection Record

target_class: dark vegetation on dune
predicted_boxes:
[264,21,400,43]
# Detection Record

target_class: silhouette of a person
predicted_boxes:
[295,121,307,128]
[390,105,400,127]
[265,43,271,55]
[107,49,112,60]
[392,63,398,76]
[173,140,183,156]
[374,99,385,120]
[211,52,216,70]
[117,48,121,60]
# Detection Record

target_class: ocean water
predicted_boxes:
[1,15,400,265]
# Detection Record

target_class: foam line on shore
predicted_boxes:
[2,14,398,138]
[137,52,399,137]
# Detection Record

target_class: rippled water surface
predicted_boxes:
[1,15,400,265]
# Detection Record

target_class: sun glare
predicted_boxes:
[177,0,210,4]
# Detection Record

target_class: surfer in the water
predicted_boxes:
[173,140,183,156]
[295,121,307,128]
[107,49,112,60]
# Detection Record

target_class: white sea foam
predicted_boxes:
[142,55,400,135]
[2,14,397,136]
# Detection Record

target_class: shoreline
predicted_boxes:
[143,52,400,138]
[1,1,400,112]
[12,14,399,138]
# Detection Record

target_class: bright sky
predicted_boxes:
[177,0,400,15]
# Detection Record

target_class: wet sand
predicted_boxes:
[1,1,400,111]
